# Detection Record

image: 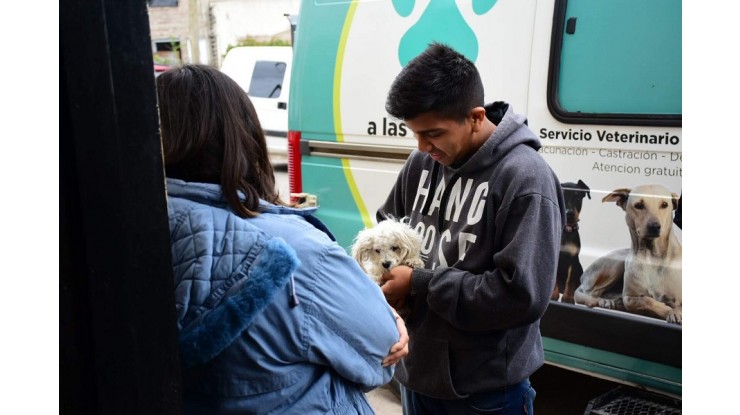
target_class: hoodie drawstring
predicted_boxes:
[437,171,461,231]
[422,162,441,216]
[420,162,462,231]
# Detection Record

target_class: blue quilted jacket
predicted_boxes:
[166,179,398,414]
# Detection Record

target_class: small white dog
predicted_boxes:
[351,218,424,284]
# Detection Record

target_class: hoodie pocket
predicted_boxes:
[404,334,466,400]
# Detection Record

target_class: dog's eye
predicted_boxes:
[634,202,645,210]
[660,201,669,209]
[391,246,399,252]
[375,249,381,254]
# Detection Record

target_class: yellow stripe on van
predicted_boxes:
[333,1,373,228]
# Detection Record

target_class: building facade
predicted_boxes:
[147,0,299,67]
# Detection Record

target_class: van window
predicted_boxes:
[548,0,681,125]
[248,60,287,99]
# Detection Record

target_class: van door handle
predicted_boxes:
[566,17,577,34]
[277,102,287,109]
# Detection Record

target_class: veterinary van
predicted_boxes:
[287,0,681,407]
[221,45,292,162]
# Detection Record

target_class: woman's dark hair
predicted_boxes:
[385,42,484,122]
[156,64,284,218]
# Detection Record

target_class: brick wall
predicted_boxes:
[148,0,213,65]
[148,2,192,63]
[148,3,190,39]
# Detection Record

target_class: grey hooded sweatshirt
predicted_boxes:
[377,102,565,399]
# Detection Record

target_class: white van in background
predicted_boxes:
[221,46,293,163]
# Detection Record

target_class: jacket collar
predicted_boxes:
[165,178,319,217]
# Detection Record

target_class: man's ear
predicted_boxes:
[470,107,486,132]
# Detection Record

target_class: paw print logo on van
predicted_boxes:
[393,0,498,65]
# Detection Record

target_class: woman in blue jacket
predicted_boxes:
[157,64,408,414]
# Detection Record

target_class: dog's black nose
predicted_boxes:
[382,261,392,269]
[647,222,661,237]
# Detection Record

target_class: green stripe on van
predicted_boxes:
[289,1,367,251]
[334,2,373,230]
[543,337,682,396]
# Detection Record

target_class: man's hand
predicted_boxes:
[381,265,413,310]
[382,310,409,367]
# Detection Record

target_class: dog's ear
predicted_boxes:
[603,188,631,210]
[671,192,680,211]
[400,226,423,258]
[578,179,591,199]
[350,230,373,272]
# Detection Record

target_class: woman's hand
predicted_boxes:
[382,310,409,367]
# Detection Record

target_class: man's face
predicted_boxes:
[404,110,482,166]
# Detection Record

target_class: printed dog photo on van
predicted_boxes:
[574,184,682,325]
[552,179,591,304]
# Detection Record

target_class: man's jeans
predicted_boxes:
[400,378,536,414]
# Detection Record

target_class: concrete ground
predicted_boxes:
[366,383,402,415]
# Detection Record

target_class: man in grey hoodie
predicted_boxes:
[378,43,566,414]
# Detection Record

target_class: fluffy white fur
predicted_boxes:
[351,218,424,284]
